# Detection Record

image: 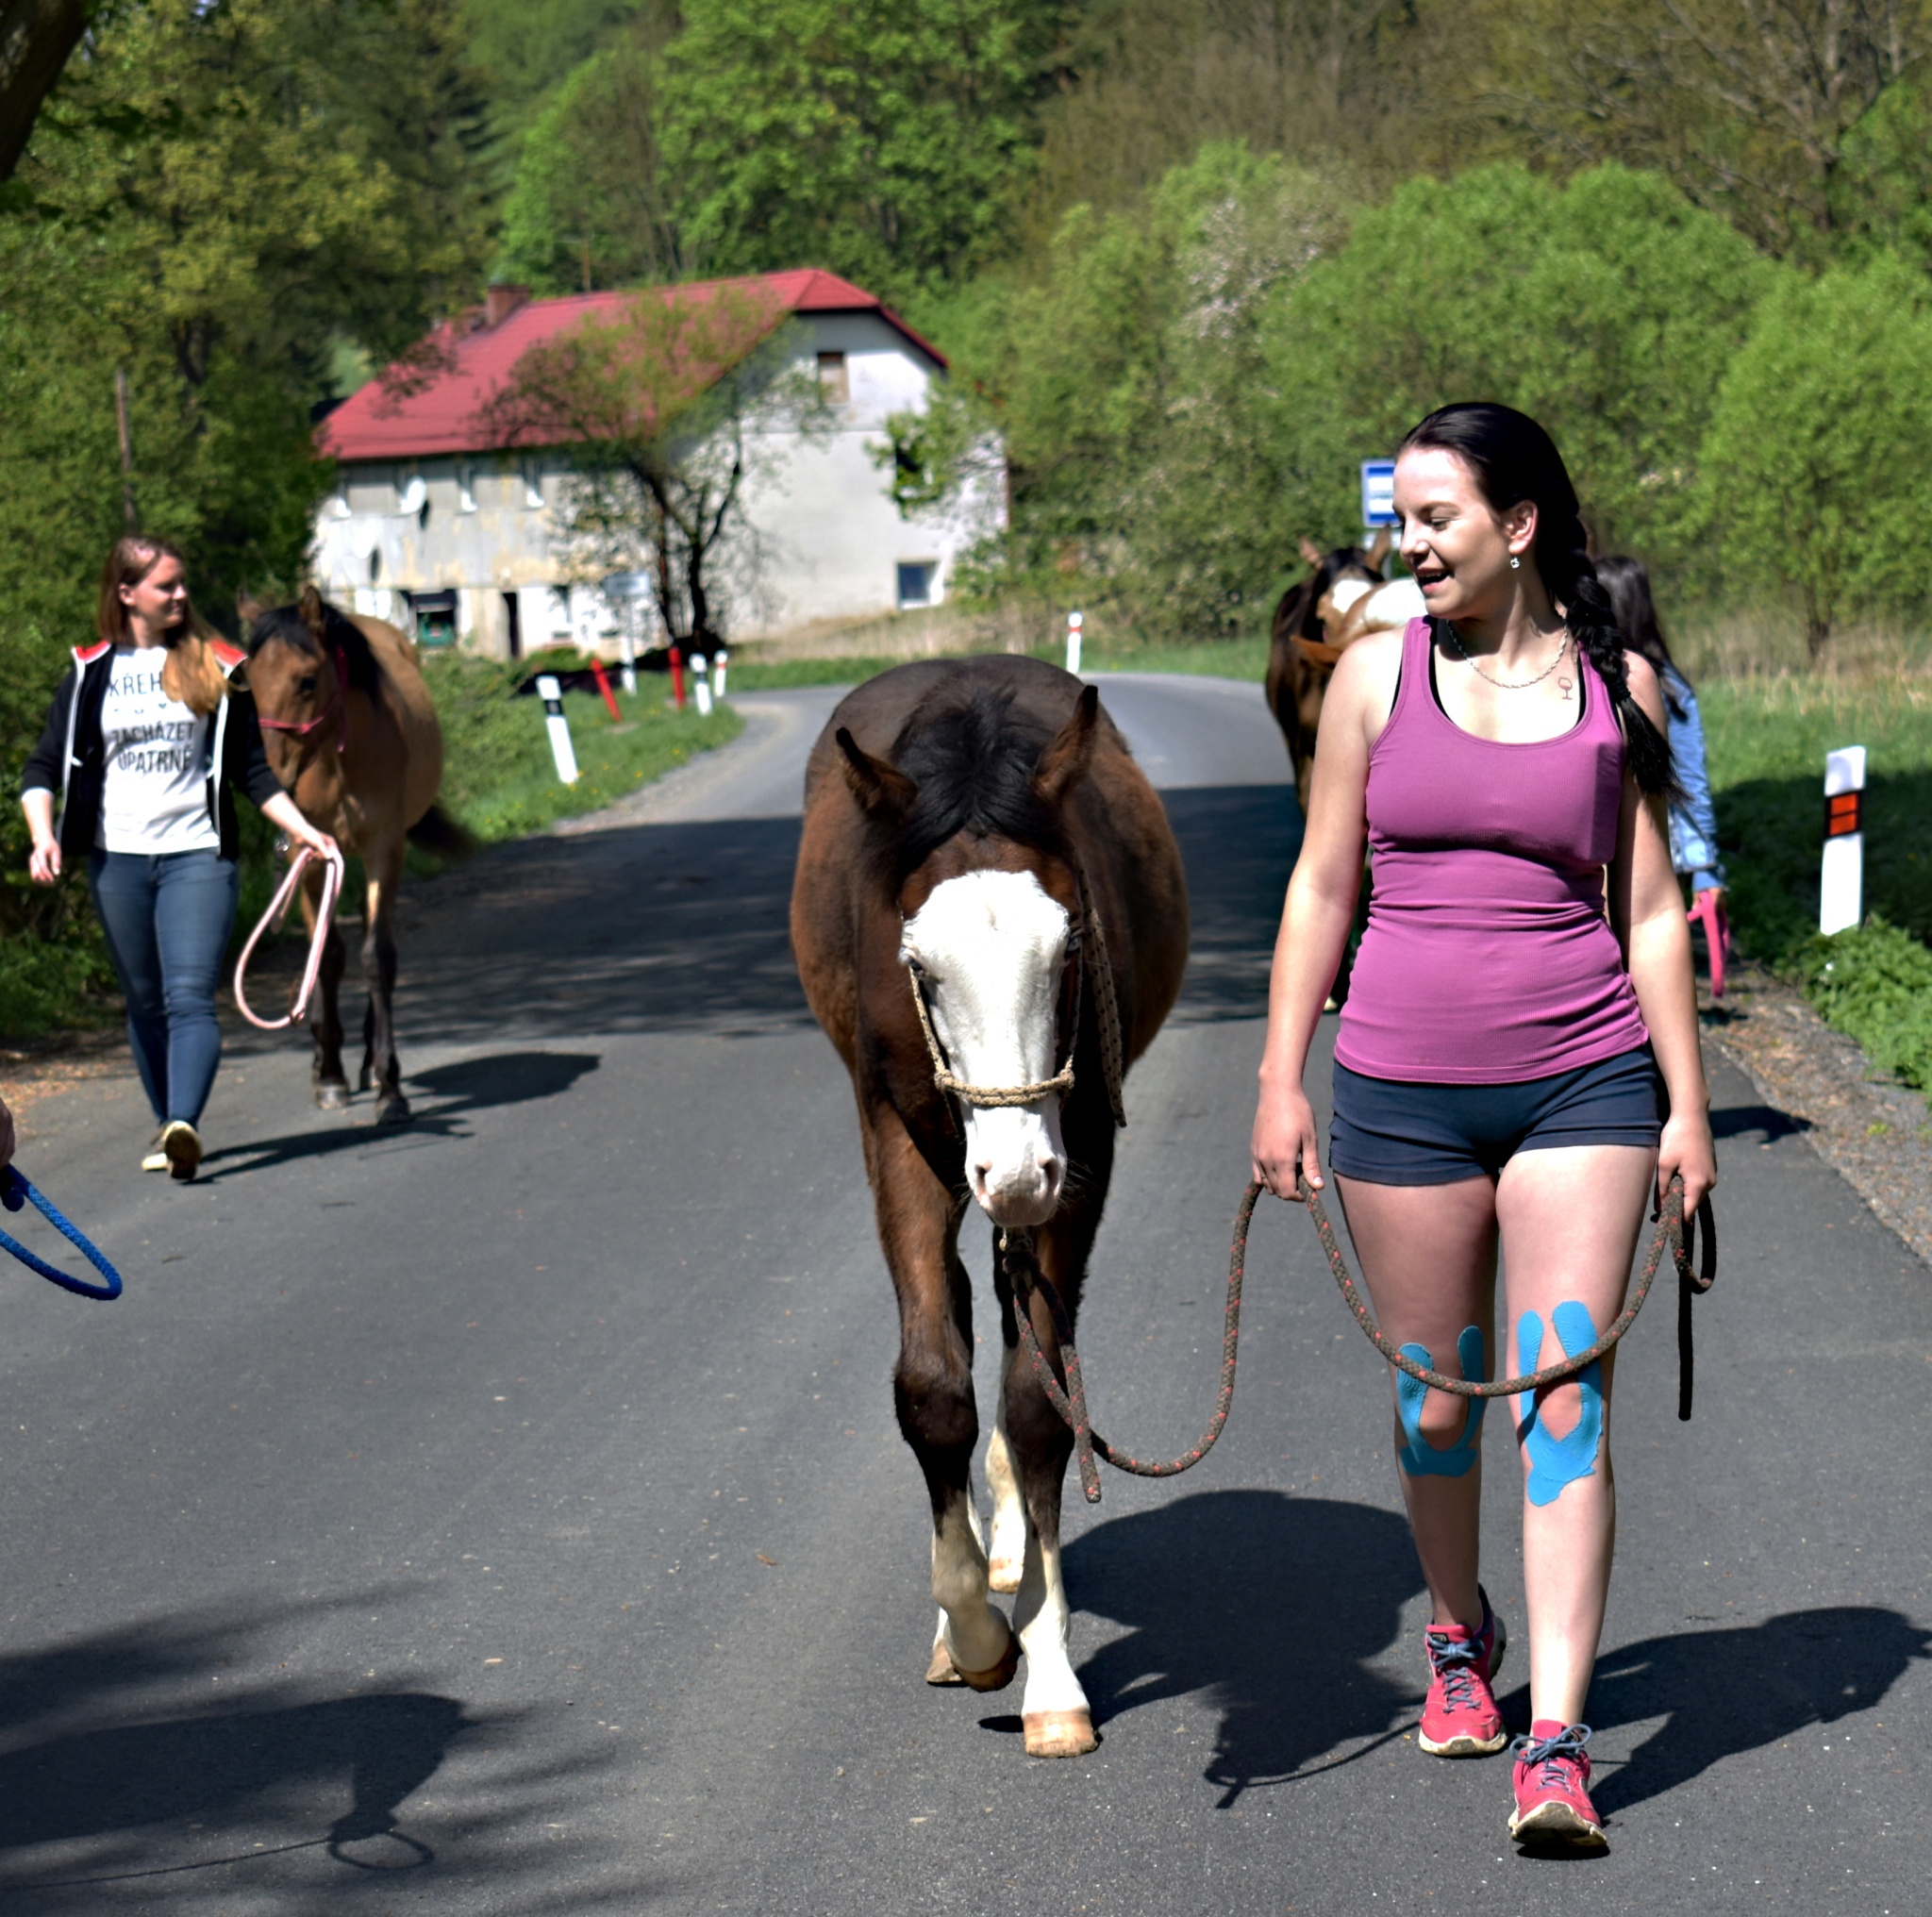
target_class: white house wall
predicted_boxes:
[309,309,1001,659]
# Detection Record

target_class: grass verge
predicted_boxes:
[1703,669,1932,1102]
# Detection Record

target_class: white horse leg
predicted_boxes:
[985,1356,1028,1594]
[1014,1509,1096,1758]
[924,1492,1017,1691]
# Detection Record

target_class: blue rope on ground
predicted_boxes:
[0,1168,124,1301]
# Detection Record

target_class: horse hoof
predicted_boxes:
[986,1555,1024,1595]
[375,1096,412,1126]
[1024,1709,1098,1759]
[925,1641,964,1686]
[316,1083,352,1110]
[951,1623,1020,1694]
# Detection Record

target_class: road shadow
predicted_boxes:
[0,1594,657,1910]
[1710,1102,1812,1142]
[1058,1490,1421,1805]
[1161,789,1303,1025]
[297,783,1302,1051]
[199,1050,603,1179]
[1529,1606,1932,1818]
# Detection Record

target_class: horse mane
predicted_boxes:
[878,680,1076,887]
[245,596,383,698]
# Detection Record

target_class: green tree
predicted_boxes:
[491,11,683,295]
[1483,0,1932,261]
[1832,71,1932,272]
[894,142,1347,633]
[658,0,1062,297]
[1260,164,1777,576]
[0,0,489,963]
[1699,256,1932,654]
[478,284,828,646]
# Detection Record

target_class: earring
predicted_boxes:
[1509,556,1521,570]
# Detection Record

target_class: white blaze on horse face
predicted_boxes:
[901,870,1070,1228]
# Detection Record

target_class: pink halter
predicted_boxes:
[257,642,349,755]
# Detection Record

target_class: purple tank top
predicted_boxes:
[1333,618,1650,1084]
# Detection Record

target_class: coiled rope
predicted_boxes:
[234,842,344,1031]
[0,1168,123,1300]
[1001,1172,1716,1506]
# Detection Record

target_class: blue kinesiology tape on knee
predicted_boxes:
[1515,1301,1604,1508]
[1395,1325,1487,1477]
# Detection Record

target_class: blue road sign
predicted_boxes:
[1361,458,1397,528]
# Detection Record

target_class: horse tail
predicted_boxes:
[406,802,478,861]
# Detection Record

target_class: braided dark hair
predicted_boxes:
[1595,553,1687,723]
[1399,403,1682,802]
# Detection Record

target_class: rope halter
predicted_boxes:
[903,937,1079,1110]
[900,863,1126,1129]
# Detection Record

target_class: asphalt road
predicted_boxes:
[2,673,1926,1915]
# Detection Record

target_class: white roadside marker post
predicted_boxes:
[537,673,579,786]
[713,647,728,699]
[1820,743,1866,935]
[1066,609,1083,677]
[690,652,714,717]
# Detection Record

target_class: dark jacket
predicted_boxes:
[21,638,286,861]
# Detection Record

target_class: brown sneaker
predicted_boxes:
[141,1131,170,1174]
[159,1120,203,1182]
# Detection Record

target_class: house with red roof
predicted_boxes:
[313,270,996,657]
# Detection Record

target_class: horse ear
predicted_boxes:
[835,726,916,819]
[1297,536,1324,568]
[1035,683,1099,804]
[1365,526,1392,566]
[297,584,329,642]
[236,590,268,626]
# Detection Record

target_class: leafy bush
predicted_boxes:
[1797,917,1932,1092]
[1262,163,1776,576]
[1698,258,1932,652]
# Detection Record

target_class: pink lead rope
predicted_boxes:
[233,843,345,1031]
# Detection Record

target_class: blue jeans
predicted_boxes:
[88,850,240,1128]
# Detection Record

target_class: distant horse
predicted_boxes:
[1264,532,1423,812]
[243,587,462,1123]
[791,657,1189,1760]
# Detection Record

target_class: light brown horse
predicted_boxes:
[243,587,460,1122]
[1264,534,1386,813]
[791,656,1188,1759]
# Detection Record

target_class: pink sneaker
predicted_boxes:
[1509,1720,1607,1848]
[1418,1587,1507,1756]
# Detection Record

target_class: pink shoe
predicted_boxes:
[1418,1587,1507,1756]
[1509,1720,1607,1848]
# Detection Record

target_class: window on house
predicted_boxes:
[410,590,458,648]
[897,561,936,608]
[818,351,849,405]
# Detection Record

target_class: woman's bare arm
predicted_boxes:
[1251,630,1395,1195]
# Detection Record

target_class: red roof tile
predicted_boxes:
[318,269,945,463]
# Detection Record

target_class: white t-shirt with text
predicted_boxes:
[95,646,220,855]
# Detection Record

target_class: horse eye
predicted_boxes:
[297,675,318,696]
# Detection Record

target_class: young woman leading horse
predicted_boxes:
[21,538,339,1180]
[792,657,1188,1761]
[1250,405,1716,1850]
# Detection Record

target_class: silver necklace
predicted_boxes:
[1445,623,1571,691]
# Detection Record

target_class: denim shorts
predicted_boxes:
[1328,1045,1662,1186]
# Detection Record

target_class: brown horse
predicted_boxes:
[243,587,458,1123]
[1264,534,1387,813]
[791,656,1188,1759]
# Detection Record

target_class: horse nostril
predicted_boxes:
[973,1161,992,1190]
